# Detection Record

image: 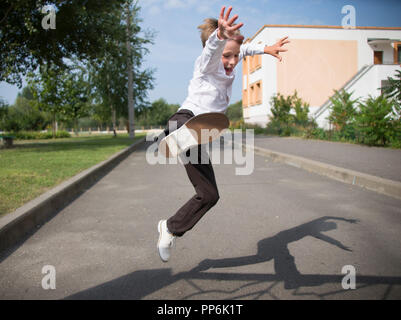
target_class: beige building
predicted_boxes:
[242,25,401,128]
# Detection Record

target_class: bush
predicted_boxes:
[304,127,328,140]
[327,89,358,140]
[229,118,245,130]
[265,119,284,136]
[390,137,401,149]
[270,93,292,131]
[0,93,50,132]
[243,123,266,135]
[382,69,401,109]
[292,92,312,127]
[269,91,315,135]
[354,95,396,146]
[6,131,71,140]
[229,119,267,135]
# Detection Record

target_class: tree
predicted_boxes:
[126,1,134,138]
[29,63,93,136]
[28,64,66,137]
[88,1,154,135]
[18,86,35,100]
[0,0,127,86]
[226,100,243,122]
[0,98,9,131]
[0,88,49,132]
[59,67,91,135]
[135,99,179,127]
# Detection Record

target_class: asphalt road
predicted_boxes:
[1,139,400,300]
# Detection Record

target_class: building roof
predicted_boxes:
[245,24,401,43]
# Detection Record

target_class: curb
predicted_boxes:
[242,142,401,201]
[0,136,147,254]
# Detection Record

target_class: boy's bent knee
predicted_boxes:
[203,189,220,207]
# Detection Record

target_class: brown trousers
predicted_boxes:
[155,109,220,237]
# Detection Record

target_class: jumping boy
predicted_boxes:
[157,6,290,262]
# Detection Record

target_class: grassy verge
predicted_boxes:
[0,133,145,217]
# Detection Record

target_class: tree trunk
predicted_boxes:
[52,113,56,139]
[112,107,117,137]
[126,3,135,138]
[74,119,79,136]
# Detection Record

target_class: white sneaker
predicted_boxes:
[157,220,175,262]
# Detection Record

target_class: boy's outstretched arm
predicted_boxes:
[264,36,290,62]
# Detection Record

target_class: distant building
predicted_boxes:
[242,25,401,129]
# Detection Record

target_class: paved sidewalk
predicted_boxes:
[251,136,401,182]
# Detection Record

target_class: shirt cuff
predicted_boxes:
[207,29,227,48]
[254,42,266,55]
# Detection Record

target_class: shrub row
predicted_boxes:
[4,131,71,140]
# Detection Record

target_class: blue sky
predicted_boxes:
[1,0,401,106]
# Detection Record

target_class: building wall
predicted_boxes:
[276,38,358,108]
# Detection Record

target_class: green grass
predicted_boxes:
[0,133,145,217]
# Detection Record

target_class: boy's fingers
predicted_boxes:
[227,14,238,26]
[219,6,225,20]
[224,6,232,20]
[231,22,244,31]
[273,53,282,61]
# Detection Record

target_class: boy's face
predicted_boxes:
[221,40,241,75]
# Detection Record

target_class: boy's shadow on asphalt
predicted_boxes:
[65,216,401,300]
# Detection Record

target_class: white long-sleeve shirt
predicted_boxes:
[178,29,265,116]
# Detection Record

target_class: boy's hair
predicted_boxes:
[198,18,244,48]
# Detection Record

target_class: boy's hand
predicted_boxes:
[264,36,290,62]
[217,6,243,40]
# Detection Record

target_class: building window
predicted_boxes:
[248,80,262,106]
[249,84,255,106]
[250,55,262,73]
[255,81,262,105]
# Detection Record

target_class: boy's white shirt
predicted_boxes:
[178,29,265,116]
